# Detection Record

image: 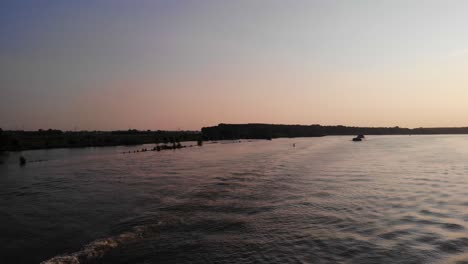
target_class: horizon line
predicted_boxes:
[4,123,468,133]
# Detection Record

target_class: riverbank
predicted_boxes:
[201,123,468,140]
[4,124,468,151]
[0,129,201,151]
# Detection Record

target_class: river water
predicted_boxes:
[1,135,468,263]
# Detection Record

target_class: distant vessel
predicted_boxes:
[352,135,365,142]
[19,156,26,165]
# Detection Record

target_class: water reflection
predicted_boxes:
[1,136,468,263]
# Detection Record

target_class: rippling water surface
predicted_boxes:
[2,135,468,263]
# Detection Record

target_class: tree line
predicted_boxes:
[0,129,201,151]
[201,123,468,140]
[3,124,468,151]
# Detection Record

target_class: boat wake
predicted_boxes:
[41,224,151,264]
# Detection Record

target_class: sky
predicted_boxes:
[1,0,468,131]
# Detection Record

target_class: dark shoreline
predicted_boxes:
[0,129,201,152]
[3,124,468,152]
[201,123,468,140]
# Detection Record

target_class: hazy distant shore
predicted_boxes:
[3,124,468,151]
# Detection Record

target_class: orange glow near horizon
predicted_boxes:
[2,1,468,130]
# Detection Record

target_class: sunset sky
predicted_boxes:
[2,0,468,131]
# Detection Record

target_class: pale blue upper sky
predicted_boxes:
[2,1,468,130]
